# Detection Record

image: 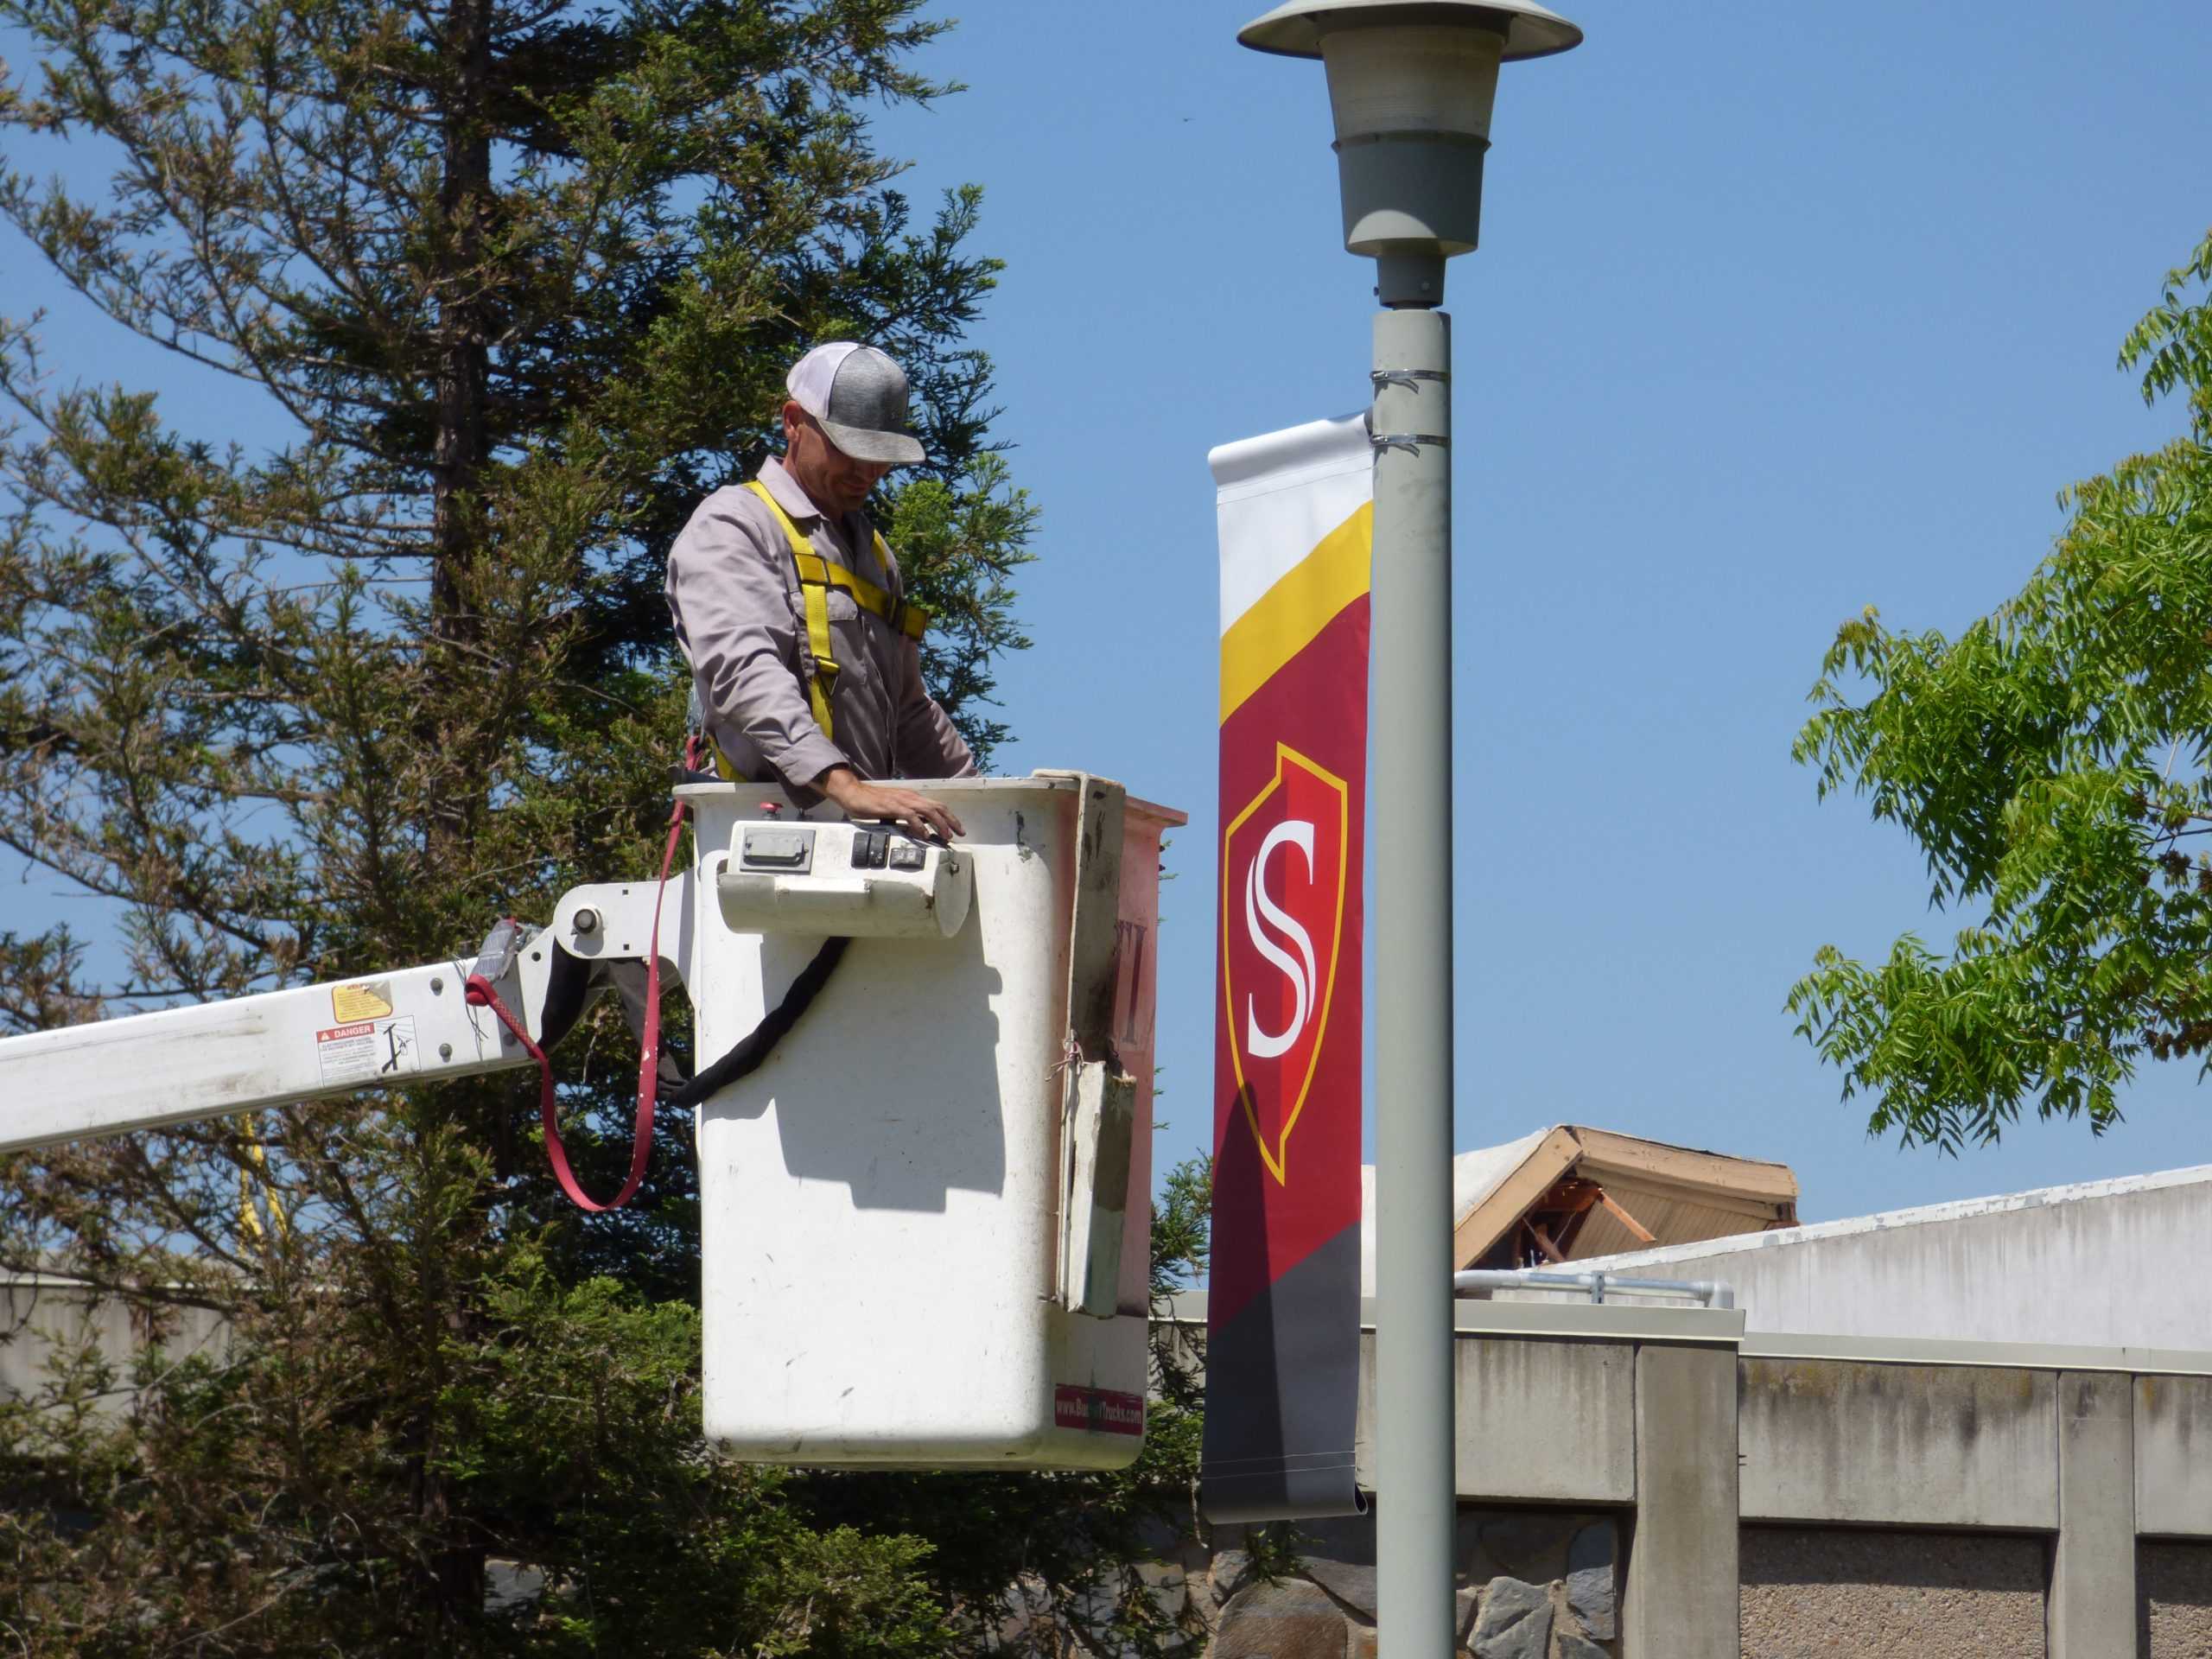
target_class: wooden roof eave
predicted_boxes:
[1450,1126,1582,1269]
[1568,1127,1799,1205]
[1449,1124,1802,1270]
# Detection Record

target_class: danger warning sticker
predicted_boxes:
[332,980,394,1021]
[1054,1384,1143,1436]
[316,1016,420,1087]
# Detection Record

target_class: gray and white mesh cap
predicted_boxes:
[785,342,925,466]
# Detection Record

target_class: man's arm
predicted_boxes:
[666,495,847,791]
[815,766,963,842]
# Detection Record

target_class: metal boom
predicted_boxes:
[0,876,690,1157]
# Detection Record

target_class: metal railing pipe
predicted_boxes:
[1452,1268,1736,1310]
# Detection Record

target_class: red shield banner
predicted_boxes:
[1221,745,1350,1186]
[1204,416,1369,1524]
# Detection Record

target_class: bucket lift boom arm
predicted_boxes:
[0,777,1183,1471]
[0,876,690,1159]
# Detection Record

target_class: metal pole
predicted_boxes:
[1370,299,1458,1657]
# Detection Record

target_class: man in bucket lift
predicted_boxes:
[667,341,973,842]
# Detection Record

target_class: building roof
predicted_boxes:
[1564,1161,2212,1349]
[1359,1124,1799,1296]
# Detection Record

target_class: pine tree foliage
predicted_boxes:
[1791,231,2212,1154]
[0,0,1224,1649]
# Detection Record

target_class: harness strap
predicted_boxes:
[468,772,691,1214]
[709,482,932,782]
[786,547,929,643]
[742,481,930,666]
[236,1114,289,1246]
[745,480,834,738]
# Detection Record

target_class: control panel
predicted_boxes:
[715,819,973,939]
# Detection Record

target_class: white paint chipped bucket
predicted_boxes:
[683,772,1183,1468]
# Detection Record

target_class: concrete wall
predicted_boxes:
[2141,1376,2212,1537]
[1738,1357,2056,1528]
[28,1274,2212,1659]
[1624,1340,1737,1659]
[1351,1316,1637,1503]
[1554,1165,2212,1350]
[2140,1541,2212,1658]
[1170,1292,2212,1658]
[2,1275,228,1413]
[1738,1529,2046,1657]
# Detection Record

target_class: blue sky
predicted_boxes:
[857,0,2212,1222]
[5,1,2210,1224]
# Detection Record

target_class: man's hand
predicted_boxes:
[816,766,964,842]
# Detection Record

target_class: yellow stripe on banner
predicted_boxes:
[1218,500,1373,724]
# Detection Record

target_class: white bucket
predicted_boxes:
[683,772,1183,1468]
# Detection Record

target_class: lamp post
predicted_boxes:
[1236,3,1582,1652]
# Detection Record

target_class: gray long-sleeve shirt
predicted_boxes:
[665,456,976,792]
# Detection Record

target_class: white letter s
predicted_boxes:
[1244,820,1318,1060]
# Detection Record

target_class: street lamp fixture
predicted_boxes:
[1234,4,1582,1656]
[1237,0,1581,305]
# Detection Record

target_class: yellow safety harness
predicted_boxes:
[709,480,931,780]
[236,1111,289,1247]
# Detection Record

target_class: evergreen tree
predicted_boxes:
[0,0,1220,1651]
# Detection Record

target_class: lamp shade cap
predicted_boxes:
[1237,0,1582,61]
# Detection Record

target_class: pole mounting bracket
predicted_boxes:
[1370,368,1448,391]
[1370,432,1449,455]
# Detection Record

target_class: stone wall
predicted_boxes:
[1205,1509,1619,1659]
[1191,1528,2212,1656]
[2141,1541,2212,1658]
[1737,1527,2045,1656]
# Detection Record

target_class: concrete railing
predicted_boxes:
[1168,1291,2212,1658]
[18,1274,2212,1656]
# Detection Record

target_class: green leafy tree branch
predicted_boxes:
[1791,231,2212,1154]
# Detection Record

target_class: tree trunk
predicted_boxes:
[419,0,497,1635]
[427,0,494,870]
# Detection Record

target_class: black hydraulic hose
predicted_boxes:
[662,937,850,1112]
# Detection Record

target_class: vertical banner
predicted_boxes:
[1201,414,1371,1522]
